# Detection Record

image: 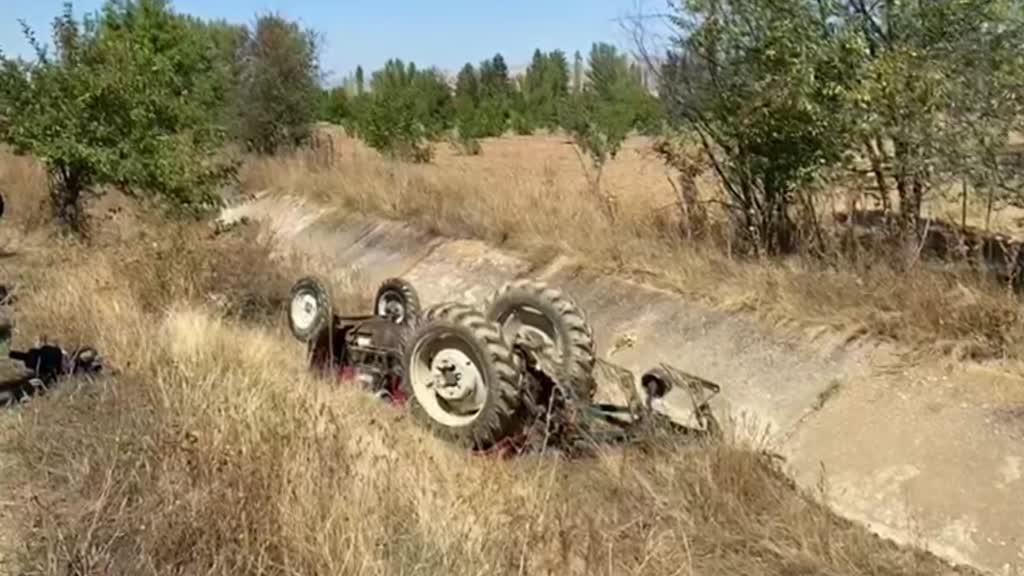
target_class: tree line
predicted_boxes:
[1,0,1022,260]
[319,46,662,163]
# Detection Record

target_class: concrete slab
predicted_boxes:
[787,363,1024,574]
[323,219,442,287]
[402,239,534,307]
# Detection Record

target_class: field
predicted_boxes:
[0,142,980,575]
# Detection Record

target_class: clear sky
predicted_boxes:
[0,0,671,84]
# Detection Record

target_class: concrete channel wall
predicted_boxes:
[221,194,1024,575]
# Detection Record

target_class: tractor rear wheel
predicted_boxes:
[485,279,596,402]
[401,303,526,449]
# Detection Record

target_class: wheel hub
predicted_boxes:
[290,292,319,332]
[430,350,479,403]
[377,292,406,323]
[501,310,562,363]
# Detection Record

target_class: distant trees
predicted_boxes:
[453,63,484,153]
[350,59,453,162]
[521,49,570,130]
[321,45,660,165]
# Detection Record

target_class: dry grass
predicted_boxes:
[4,217,968,576]
[242,132,1024,360]
[0,147,966,575]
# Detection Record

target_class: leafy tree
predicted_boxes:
[572,50,584,93]
[318,85,349,124]
[522,49,570,130]
[196,18,247,129]
[453,63,484,153]
[558,43,651,221]
[354,59,452,162]
[354,64,365,95]
[476,53,512,136]
[0,0,235,233]
[413,68,455,134]
[837,0,1024,234]
[660,0,862,254]
[234,13,321,154]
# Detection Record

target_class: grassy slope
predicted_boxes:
[0,150,973,575]
[243,132,1024,362]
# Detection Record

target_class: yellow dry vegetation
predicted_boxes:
[0,147,968,575]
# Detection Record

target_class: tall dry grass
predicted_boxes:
[241,134,1024,360]
[1,194,968,575]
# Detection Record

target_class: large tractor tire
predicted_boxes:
[401,302,526,450]
[484,279,597,402]
[374,277,421,327]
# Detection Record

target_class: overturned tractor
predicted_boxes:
[287,275,721,452]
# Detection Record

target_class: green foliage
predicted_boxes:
[354,65,365,95]
[453,63,485,152]
[560,43,650,169]
[0,0,236,232]
[475,54,512,137]
[844,0,1024,227]
[318,86,349,124]
[572,50,584,93]
[353,59,453,162]
[234,13,321,154]
[662,0,865,253]
[521,49,570,131]
[659,0,1024,252]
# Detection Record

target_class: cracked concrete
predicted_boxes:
[223,194,1024,575]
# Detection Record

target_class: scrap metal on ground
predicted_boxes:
[287,275,721,454]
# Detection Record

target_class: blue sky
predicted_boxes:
[0,0,672,84]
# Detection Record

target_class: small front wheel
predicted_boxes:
[374,277,421,326]
[401,303,526,449]
[288,276,333,343]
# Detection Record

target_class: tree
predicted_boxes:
[572,50,584,93]
[355,65,365,95]
[319,85,349,124]
[413,67,455,135]
[658,0,862,254]
[353,59,452,162]
[0,0,236,233]
[453,63,484,153]
[234,13,321,154]
[476,53,512,136]
[836,0,1024,235]
[522,49,570,130]
[558,43,651,221]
